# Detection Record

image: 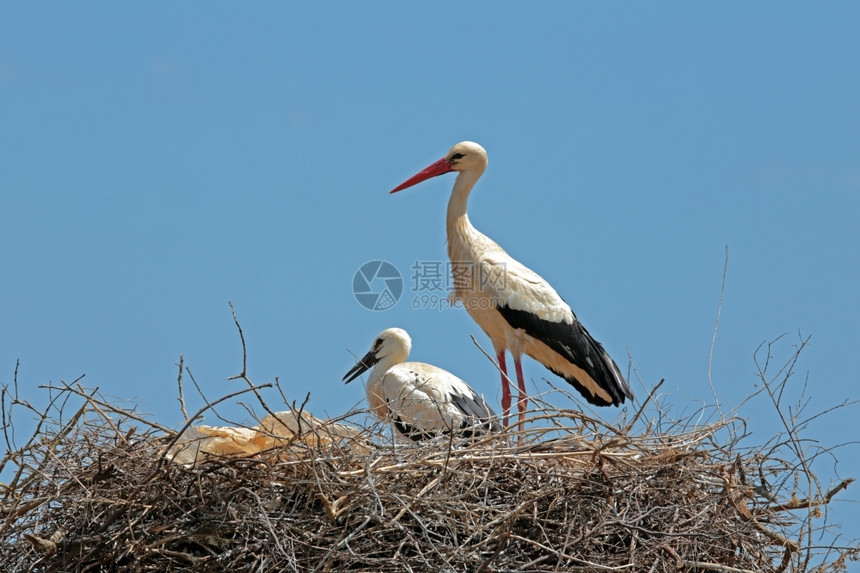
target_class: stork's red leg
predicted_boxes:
[497,350,511,427]
[514,356,528,432]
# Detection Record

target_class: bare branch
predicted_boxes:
[1,333,855,572]
[707,245,729,417]
[175,354,189,422]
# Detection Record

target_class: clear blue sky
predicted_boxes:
[2,2,858,557]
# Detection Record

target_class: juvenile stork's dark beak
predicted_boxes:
[343,348,381,384]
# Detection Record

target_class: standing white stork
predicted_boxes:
[390,141,633,430]
[343,327,501,441]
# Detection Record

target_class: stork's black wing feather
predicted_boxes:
[497,304,633,406]
[392,416,437,442]
[450,392,502,434]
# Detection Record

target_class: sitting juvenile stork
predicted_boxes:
[343,327,501,441]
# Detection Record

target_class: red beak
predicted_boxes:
[390,157,454,193]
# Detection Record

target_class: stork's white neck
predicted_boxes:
[369,358,392,383]
[365,351,407,418]
[370,348,408,384]
[446,168,483,238]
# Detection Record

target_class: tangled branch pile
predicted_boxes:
[1,340,857,572]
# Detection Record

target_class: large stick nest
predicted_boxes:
[1,337,857,572]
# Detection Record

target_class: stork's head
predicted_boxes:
[444,141,487,173]
[343,328,412,383]
[390,141,488,193]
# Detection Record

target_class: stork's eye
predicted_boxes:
[450,153,465,161]
[374,338,382,346]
